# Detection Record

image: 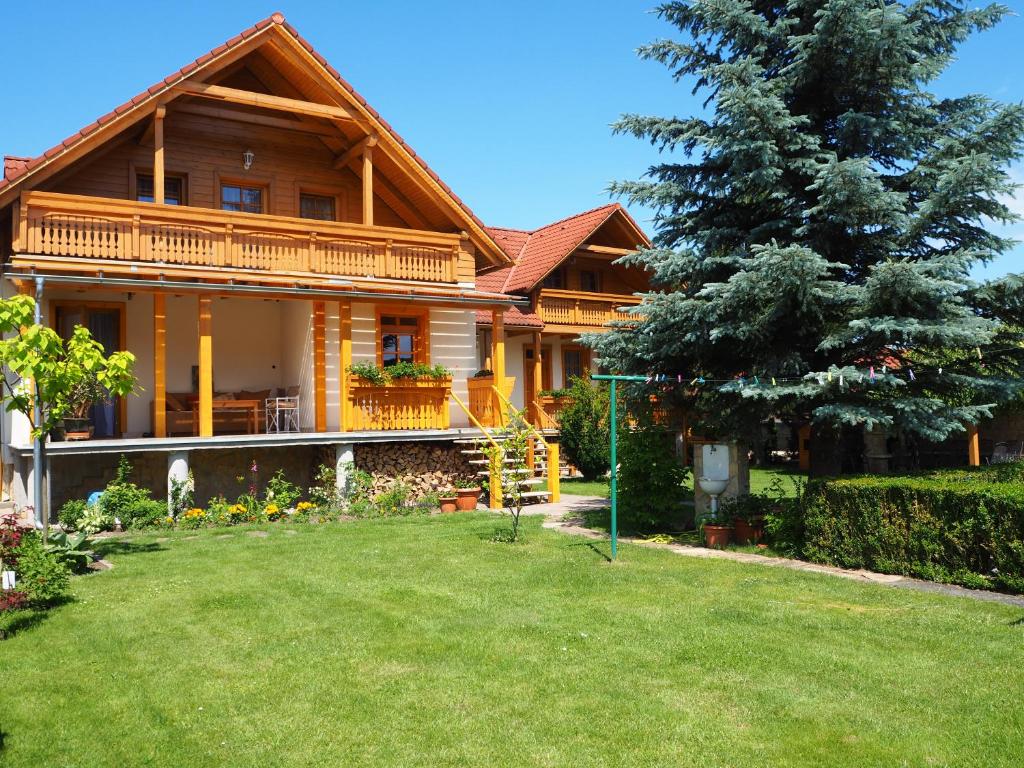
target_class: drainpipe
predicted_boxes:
[33,276,45,536]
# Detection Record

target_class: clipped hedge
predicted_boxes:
[794,465,1024,593]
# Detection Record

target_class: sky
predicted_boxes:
[1,0,1020,279]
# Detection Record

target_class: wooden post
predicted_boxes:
[198,296,213,437]
[491,309,506,426]
[362,145,373,226]
[153,106,166,205]
[548,443,561,503]
[313,301,327,433]
[532,331,543,427]
[967,423,981,467]
[339,301,352,432]
[153,293,167,438]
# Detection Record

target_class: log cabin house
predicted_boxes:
[0,13,651,513]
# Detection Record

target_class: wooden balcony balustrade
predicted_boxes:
[15,191,463,283]
[536,288,643,328]
[466,375,515,428]
[346,376,452,431]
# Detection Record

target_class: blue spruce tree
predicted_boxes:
[590,1,1024,473]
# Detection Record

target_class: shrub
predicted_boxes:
[558,377,610,481]
[265,470,301,510]
[12,533,71,606]
[616,419,690,533]
[58,499,87,530]
[309,464,345,512]
[76,506,114,535]
[788,467,1024,592]
[128,500,169,530]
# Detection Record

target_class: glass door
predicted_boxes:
[55,304,124,438]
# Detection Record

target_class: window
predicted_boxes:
[299,193,336,221]
[542,268,565,289]
[579,270,602,293]
[221,184,264,214]
[380,315,422,367]
[137,174,184,205]
[562,346,591,385]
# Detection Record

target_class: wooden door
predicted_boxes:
[523,345,552,405]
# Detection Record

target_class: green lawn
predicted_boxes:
[2,515,1022,767]
[561,466,806,499]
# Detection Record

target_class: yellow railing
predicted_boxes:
[537,288,643,328]
[491,385,560,503]
[16,191,462,283]
[449,388,503,510]
[347,376,451,431]
[467,375,515,427]
[533,400,560,431]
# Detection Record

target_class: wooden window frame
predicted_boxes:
[128,162,190,205]
[579,269,602,293]
[216,172,273,215]
[561,344,591,387]
[375,306,430,368]
[49,299,128,437]
[296,186,346,222]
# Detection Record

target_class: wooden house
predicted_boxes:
[0,14,539,510]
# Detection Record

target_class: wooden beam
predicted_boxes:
[198,296,213,437]
[171,102,338,137]
[153,293,167,438]
[532,331,543,428]
[339,301,352,432]
[362,145,374,226]
[313,301,327,433]
[968,423,981,467]
[172,80,356,121]
[575,243,636,257]
[332,134,377,170]
[153,106,166,205]
[491,309,506,425]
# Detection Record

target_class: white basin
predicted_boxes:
[698,476,729,496]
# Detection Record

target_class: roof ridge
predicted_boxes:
[532,202,621,233]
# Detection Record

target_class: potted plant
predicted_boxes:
[56,376,110,441]
[702,504,733,549]
[438,489,458,514]
[454,476,481,511]
[732,495,766,545]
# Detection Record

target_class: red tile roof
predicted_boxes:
[0,13,506,264]
[482,203,650,295]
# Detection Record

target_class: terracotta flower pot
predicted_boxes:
[439,496,458,514]
[733,518,764,545]
[703,524,733,549]
[455,487,481,511]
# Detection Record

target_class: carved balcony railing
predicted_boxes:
[346,376,452,431]
[14,191,462,283]
[536,289,643,329]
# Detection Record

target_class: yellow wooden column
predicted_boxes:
[198,296,213,437]
[153,106,166,205]
[153,293,167,438]
[491,309,506,425]
[338,301,353,432]
[362,145,373,226]
[532,331,543,427]
[313,301,327,433]
[967,423,981,467]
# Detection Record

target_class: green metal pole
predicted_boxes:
[609,379,618,560]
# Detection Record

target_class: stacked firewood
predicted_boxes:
[355,442,476,497]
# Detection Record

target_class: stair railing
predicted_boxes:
[491,385,560,503]
[449,389,503,509]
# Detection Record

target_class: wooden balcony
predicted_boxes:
[466,375,515,427]
[346,376,452,431]
[14,191,464,283]
[536,288,643,330]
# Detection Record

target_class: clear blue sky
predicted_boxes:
[2,1,1020,278]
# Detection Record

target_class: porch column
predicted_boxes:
[335,443,354,495]
[362,145,373,226]
[338,301,352,431]
[153,106,166,205]
[967,423,981,467]
[153,293,167,438]
[313,301,327,433]
[198,296,213,438]
[532,331,543,427]
[491,309,506,424]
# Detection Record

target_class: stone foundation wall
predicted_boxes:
[49,452,166,512]
[190,446,322,506]
[354,441,476,497]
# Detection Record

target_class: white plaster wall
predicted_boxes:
[430,309,476,427]
[504,335,528,412]
[351,302,377,365]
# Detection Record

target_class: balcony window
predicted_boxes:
[579,269,602,293]
[299,193,336,221]
[221,184,264,214]
[137,174,184,205]
[380,314,423,367]
[542,268,565,289]
[562,345,591,385]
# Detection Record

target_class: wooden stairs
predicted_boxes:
[454,432,567,506]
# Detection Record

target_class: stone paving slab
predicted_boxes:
[537,495,1024,609]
